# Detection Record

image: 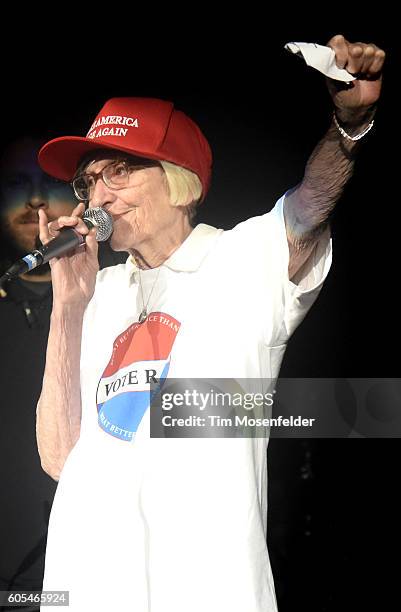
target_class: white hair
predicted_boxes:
[160,161,203,223]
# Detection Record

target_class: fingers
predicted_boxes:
[72,202,86,217]
[50,215,90,235]
[39,202,92,254]
[38,202,98,272]
[85,227,99,259]
[38,209,50,244]
[327,34,386,79]
[367,48,386,76]
[327,34,348,69]
[46,202,89,241]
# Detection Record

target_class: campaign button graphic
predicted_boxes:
[96,312,180,440]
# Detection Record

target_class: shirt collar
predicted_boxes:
[125,223,223,279]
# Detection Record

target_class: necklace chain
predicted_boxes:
[138,267,161,323]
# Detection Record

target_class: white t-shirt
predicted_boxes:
[42,193,332,611]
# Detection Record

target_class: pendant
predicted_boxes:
[139,309,147,323]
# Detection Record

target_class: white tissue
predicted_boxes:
[285,42,355,83]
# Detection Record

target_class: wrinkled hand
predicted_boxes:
[38,202,99,306]
[326,34,386,119]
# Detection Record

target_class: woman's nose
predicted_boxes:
[88,176,114,208]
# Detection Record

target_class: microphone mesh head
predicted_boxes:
[83,207,113,241]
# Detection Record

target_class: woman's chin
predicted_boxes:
[108,234,134,253]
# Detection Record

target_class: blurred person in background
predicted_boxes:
[0,137,123,609]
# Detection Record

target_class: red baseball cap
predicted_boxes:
[38,97,212,199]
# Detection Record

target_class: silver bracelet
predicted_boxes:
[333,112,375,141]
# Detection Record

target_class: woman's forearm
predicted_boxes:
[36,303,86,481]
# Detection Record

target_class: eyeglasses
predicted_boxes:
[71,159,150,201]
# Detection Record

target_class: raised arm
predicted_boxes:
[285,34,386,279]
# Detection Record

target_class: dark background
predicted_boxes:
[0,19,397,611]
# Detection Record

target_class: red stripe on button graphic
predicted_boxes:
[103,312,181,377]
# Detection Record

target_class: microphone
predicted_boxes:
[0,207,113,284]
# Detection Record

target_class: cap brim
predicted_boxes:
[38,136,166,181]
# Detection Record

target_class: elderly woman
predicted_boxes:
[36,35,384,612]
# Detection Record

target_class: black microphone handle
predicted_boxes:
[0,220,95,283]
[34,224,90,265]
